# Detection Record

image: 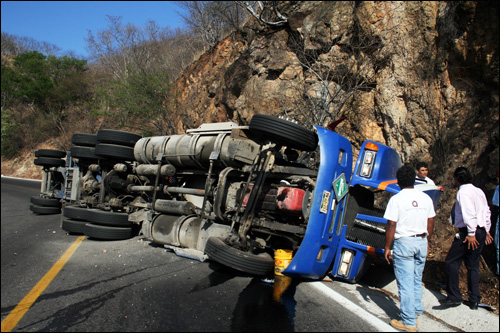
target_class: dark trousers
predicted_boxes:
[444,227,486,303]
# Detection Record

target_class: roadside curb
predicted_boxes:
[364,265,499,332]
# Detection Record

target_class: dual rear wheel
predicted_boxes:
[61,205,138,240]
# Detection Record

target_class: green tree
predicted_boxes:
[1,51,89,157]
[1,65,19,108]
[45,56,89,112]
[3,51,88,109]
[107,70,177,134]
[11,51,54,107]
[0,108,21,158]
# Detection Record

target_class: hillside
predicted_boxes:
[2,1,498,311]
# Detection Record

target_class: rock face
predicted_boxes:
[174,1,498,196]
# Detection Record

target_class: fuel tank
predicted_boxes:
[134,124,260,169]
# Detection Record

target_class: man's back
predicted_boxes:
[455,183,491,233]
[384,188,435,239]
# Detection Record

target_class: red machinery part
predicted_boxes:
[276,187,305,213]
[242,186,305,214]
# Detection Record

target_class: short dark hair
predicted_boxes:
[397,165,416,188]
[416,161,428,170]
[454,167,472,184]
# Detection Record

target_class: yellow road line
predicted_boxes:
[1,236,85,332]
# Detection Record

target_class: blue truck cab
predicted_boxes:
[283,126,441,282]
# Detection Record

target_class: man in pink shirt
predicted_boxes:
[440,167,494,310]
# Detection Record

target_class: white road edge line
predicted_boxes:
[1,175,41,182]
[308,281,398,332]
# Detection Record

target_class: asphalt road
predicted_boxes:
[2,176,392,332]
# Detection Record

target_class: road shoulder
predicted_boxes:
[320,265,499,332]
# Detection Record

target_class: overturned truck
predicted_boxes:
[36,115,440,282]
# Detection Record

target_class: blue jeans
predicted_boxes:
[392,237,428,327]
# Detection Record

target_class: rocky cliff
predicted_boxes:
[174,1,499,202]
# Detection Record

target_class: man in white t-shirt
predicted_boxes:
[384,165,436,332]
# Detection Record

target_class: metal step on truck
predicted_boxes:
[33,115,441,282]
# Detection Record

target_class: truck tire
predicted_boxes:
[84,223,134,240]
[97,130,142,147]
[61,218,87,234]
[30,204,61,215]
[70,146,99,160]
[72,133,98,147]
[35,149,66,158]
[63,205,90,221]
[34,157,65,168]
[95,143,135,161]
[249,114,318,151]
[86,209,131,227]
[30,195,61,207]
[205,237,274,276]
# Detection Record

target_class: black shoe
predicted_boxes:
[463,300,479,310]
[439,298,462,307]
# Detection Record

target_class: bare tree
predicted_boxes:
[177,1,225,48]
[85,15,197,82]
[1,32,18,55]
[85,15,139,80]
[281,16,386,129]
[235,1,288,26]
[176,1,248,49]
[216,1,248,32]
[1,32,61,56]
[85,15,199,134]
[163,28,206,78]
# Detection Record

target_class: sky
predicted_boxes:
[1,1,187,58]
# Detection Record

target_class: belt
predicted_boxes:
[459,227,485,232]
[409,233,426,238]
